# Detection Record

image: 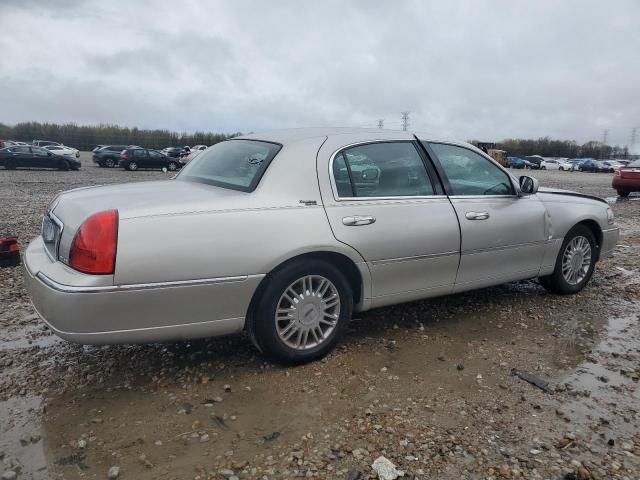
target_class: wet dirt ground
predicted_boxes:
[0,157,638,479]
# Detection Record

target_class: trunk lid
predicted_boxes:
[620,166,640,179]
[51,179,251,232]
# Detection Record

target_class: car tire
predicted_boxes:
[541,166,546,170]
[617,190,630,197]
[167,161,178,171]
[127,161,138,171]
[59,159,70,171]
[5,159,16,170]
[249,259,353,364]
[539,224,597,295]
[105,158,115,168]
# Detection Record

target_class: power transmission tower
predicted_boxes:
[602,129,609,145]
[401,112,410,131]
[631,127,638,148]
[377,119,384,129]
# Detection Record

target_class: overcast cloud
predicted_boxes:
[1,0,639,147]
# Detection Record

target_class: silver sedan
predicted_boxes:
[23,128,619,363]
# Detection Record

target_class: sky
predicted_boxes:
[1,0,639,149]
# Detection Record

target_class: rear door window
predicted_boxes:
[332,142,435,198]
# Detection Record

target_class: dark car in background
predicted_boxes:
[119,148,184,171]
[579,159,614,173]
[162,146,185,158]
[612,160,640,197]
[92,145,133,167]
[506,156,526,169]
[0,145,81,170]
[524,156,544,169]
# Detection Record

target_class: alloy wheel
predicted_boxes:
[562,236,592,285]
[275,275,340,350]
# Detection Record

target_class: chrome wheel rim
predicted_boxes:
[562,236,592,285]
[168,162,177,171]
[275,275,340,350]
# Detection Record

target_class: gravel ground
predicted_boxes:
[0,156,638,480]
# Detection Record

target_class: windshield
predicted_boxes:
[178,139,282,192]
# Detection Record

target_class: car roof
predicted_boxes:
[237,127,474,149]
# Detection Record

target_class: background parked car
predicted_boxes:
[602,160,624,171]
[579,159,614,173]
[506,156,526,169]
[612,160,640,197]
[162,147,185,158]
[119,148,184,171]
[91,145,104,153]
[92,145,133,167]
[191,145,208,152]
[0,145,81,170]
[524,156,545,169]
[44,145,80,158]
[557,160,575,171]
[32,140,62,147]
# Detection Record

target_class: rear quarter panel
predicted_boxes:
[114,136,368,286]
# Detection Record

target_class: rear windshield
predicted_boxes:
[178,139,281,192]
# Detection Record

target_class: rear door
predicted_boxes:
[425,142,547,290]
[133,149,150,167]
[318,136,461,306]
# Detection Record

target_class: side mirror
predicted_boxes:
[519,175,539,195]
[361,168,379,181]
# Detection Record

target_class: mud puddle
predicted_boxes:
[552,303,640,439]
[0,395,48,479]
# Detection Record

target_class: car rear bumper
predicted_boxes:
[23,236,261,344]
[612,177,640,192]
[600,227,619,259]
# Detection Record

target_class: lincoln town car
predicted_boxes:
[23,128,619,362]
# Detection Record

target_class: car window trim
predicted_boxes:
[328,140,445,201]
[425,141,518,197]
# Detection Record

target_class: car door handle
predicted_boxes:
[465,211,490,220]
[342,215,376,226]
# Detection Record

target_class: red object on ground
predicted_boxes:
[0,234,19,257]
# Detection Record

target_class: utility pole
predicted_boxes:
[631,127,638,149]
[401,112,410,131]
[377,119,384,129]
[602,129,609,145]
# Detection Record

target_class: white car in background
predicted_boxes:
[544,158,574,171]
[44,145,80,158]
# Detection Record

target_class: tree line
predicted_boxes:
[0,122,241,151]
[0,122,633,158]
[497,137,630,159]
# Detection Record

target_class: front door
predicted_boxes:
[319,139,461,306]
[30,147,53,167]
[148,150,165,168]
[425,142,547,290]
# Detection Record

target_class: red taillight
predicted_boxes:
[614,169,621,177]
[69,210,118,274]
[121,153,128,160]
